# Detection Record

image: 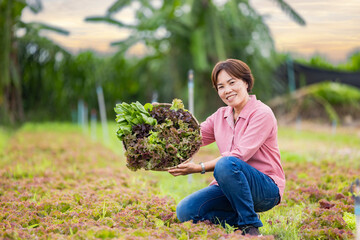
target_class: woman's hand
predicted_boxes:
[168,161,201,176]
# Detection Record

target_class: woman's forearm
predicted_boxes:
[200,156,222,173]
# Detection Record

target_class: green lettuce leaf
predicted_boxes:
[114,101,157,141]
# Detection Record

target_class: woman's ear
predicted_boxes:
[243,80,249,89]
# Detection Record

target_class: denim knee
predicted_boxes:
[214,156,241,183]
[176,198,194,222]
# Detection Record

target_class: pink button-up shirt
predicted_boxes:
[200,95,285,199]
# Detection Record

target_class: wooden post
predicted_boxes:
[96,85,109,144]
[91,109,97,141]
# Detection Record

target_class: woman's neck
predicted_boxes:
[233,96,250,121]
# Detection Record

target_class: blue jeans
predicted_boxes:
[176,156,280,228]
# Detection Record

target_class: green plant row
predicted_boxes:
[0,123,358,239]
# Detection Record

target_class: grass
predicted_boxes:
[278,122,360,168]
[0,126,13,153]
[0,121,358,239]
[260,204,304,239]
[278,125,360,150]
[18,122,82,133]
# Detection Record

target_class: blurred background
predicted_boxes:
[1,0,360,126]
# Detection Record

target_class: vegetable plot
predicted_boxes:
[115,99,202,171]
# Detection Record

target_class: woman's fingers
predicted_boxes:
[168,162,198,176]
[169,172,184,176]
[168,166,188,176]
[168,168,186,176]
[177,162,189,169]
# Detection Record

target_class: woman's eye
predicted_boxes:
[230,81,235,85]
[218,86,224,89]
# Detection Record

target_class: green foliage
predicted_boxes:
[18,122,81,133]
[114,101,157,140]
[279,151,306,163]
[0,122,359,239]
[169,98,185,111]
[224,222,237,234]
[18,45,137,121]
[310,82,360,105]
[298,55,339,71]
[1,0,308,124]
[344,51,360,71]
[260,205,303,239]
[95,229,118,239]
[0,127,12,153]
[0,0,70,124]
[296,51,360,72]
[269,81,360,124]
[85,0,299,120]
[343,212,356,230]
[122,100,202,171]
[307,82,360,123]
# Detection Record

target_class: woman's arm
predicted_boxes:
[168,156,222,176]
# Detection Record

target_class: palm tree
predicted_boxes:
[0,0,69,123]
[85,0,305,119]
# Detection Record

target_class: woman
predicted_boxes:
[168,59,285,236]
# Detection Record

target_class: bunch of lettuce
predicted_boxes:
[115,99,202,171]
[115,101,156,141]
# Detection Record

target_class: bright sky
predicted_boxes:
[21,0,360,63]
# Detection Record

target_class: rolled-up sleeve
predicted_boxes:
[200,114,216,146]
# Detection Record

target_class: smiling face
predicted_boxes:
[216,70,249,113]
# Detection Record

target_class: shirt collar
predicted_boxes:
[224,95,257,120]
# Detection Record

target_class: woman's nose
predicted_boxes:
[224,85,232,93]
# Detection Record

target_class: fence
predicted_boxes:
[276,61,360,92]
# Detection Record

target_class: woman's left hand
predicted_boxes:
[168,161,201,176]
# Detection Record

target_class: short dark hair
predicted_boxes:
[211,59,254,92]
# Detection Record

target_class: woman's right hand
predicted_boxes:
[168,161,201,176]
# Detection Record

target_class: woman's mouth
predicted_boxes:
[226,94,236,101]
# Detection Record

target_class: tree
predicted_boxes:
[17,31,72,121]
[86,0,306,119]
[0,0,68,124]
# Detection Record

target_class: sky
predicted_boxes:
[21,0,360,63]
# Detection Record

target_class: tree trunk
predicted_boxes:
[0,0,25,123]
[0,0,12,123]
[10,39,25,122]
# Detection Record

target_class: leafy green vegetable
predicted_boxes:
[144,103,154,112]
[170,98,185,111]
[115,99,202,171]
[114,101,157,141]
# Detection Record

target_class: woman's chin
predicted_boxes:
[226,100,237,107]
